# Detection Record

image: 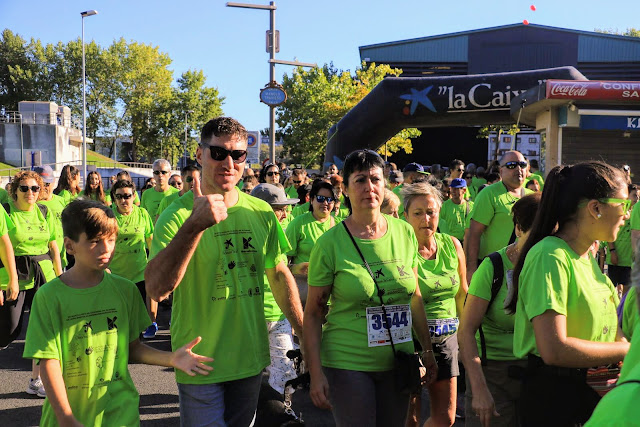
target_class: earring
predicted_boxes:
[597,213,602,219]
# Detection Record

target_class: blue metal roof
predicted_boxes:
[360,23,640,64]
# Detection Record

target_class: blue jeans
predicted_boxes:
[178,373,262,427]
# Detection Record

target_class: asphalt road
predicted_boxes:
[0,304,463,426]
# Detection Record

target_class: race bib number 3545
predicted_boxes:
[366,304,412,347]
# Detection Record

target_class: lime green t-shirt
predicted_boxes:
[0,204,14,286]
[470,182,531,259]
[56,189,79,206]
[111,205,154,284]
[417,233,460,320]
[39,195,67,269]
[23,274,150,427]
[0,188,9,204]
[392,184,405,216]
[150,190,290,384]
[468,248,520,360]
[439,199,473,241]
[585,322,640,426]
[286,186,298,199]
[286,212,335,264]
[604,218,632,268]
[513,236,619,359]
[263,271,285,322]
[1,200,57,290]
[78,190,112,206]
[622,286,639,340]
[630,203,640,232]
[308,215,419,372]
[155,191,181,220]
[292,202,310,218]
[141,186,179,222]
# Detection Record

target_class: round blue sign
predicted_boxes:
[260,87,287,106]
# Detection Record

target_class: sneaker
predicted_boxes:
[27,377,46,398]
[143,322,158,339]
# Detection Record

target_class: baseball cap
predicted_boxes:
[403,163,429,175]
[450,178,467,189]
[34,165,54,183]
[389,171,404,184]
[250,184,299,206]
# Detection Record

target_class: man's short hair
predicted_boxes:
[181,164,200,176]
[450,159,465,170]
[152,159,171,170]
[62,199,118,242]
[200,116,248,144]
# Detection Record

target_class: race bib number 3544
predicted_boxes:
[366,304,412,347]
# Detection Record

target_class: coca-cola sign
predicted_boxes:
[546,80,640,100]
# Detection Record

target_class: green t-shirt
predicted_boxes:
[0,204,14,286]
[286,186,298,199]
[263,271,285,322]
[141,186,179,222]
[111,206,154,283]
[78,190,112,206]
[604,217,632,267]
[291,202,310,218]
[150,190,290,384]
[392,184,404,216]
[417,233,460,320]
[470,182,531,259]
[286,212,335,264]
[23,274,150,427]
[468,247,520,360]
[439,199,473,241]
[308,215,418,372]
[622,286,639,340]
[630,203,640,232]
[1,200,56,290]
[526,172,545,190]
[39,195,68,269]
[155,191,181,220]
[513,236,619,359]
[585,322,640,426]
[0,188,9,204]
[56,189,79,206]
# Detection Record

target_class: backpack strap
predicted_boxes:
[478,252,504,366]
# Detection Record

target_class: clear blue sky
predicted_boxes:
[1,0,637,133]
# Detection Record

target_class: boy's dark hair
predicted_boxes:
[62,199,118,242]
[110,179,136,199]
[512,192,542,234]
[200,116,248,145]
[296,184,312,204]
[181,164,201,176]
[450,159,465,170]
[309,179,338,213]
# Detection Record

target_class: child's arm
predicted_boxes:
[49,241,63,276]
[129,336,213,377]
[40,358,83,427]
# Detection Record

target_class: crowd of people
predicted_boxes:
[0,115,638,427]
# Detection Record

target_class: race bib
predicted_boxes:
[366,304,412,347]
[427,317,459,344]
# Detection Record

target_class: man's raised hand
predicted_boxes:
[189,175,228,231]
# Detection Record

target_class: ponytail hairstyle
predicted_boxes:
[54,165,81,196]
[507,161,627,314]
[83,171,107,205]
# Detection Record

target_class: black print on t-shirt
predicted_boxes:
[243,237,254,250]
[224,239,234,249]
[397,265,409,276]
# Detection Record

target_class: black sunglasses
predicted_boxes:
[293,180,301,184]
[266,171,280,177]
[115,193,133,200]
[153,170,170,175]
[206,145,248,163]
[315,195,336,204]
[502,161,528,170]
[186,176,194,183]
[19,185,40,193]
[170,181,183,187]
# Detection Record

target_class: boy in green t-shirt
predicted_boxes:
[23,199,213,427]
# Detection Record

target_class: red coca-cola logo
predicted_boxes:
[549,83,589,97]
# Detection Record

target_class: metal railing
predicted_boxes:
[0,159,154,179]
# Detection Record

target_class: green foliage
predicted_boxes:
[277,62,420,168]
[0,29,224,164]
[595,28,640,37]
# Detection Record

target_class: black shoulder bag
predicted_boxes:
[342,221,422,394]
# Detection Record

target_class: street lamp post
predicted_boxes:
[184,110,194,166]
[81,9,98,185]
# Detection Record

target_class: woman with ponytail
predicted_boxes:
[53,165,81,205]
[510,161,630,426]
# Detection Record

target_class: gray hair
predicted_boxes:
[152,159,171,170]
[382,188,400,211]
[401,181,443,213]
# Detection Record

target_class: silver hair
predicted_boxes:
[382,188,400,211]
[152,159,171,170]
[401,181,443,213]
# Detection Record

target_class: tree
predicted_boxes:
[277,62,421,168]
[595,28,640,37]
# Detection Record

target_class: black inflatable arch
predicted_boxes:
[325,66,587,164]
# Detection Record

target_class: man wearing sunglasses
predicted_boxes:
[285,167,307,199]
[156,165,201,221]
[465,151,532,280]
[146,117,304,425]
[141,159,179,222]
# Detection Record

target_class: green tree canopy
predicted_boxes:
[277,62,420,168]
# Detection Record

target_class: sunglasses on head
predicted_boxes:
[205,145,248,163]
[153,170,170,175]
[315,195,336,204]
[502,161,528,170]
[266,171,280,177]
[115,193,133,200]
[19,185,40,193]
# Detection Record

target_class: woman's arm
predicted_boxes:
[452,236,468,317]
[533,310,629,367]
[40,358,83,427]
[411,270,438,385]
[0,233,18,302]
[49,241,62,276]
[459,294,498,426]
[303,284,332,410]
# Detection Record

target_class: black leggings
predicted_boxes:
[0,288,35,348]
